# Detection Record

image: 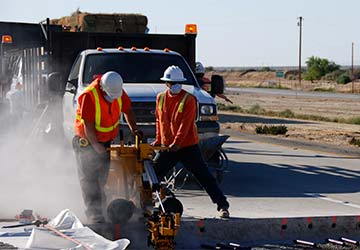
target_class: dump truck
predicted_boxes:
[0,15,226,166]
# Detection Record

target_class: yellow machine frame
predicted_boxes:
[106,139,181,250]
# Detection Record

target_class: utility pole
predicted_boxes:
[297,16,303,92]
[352,42,354,93]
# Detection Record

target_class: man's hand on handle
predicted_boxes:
[169,144,180,152]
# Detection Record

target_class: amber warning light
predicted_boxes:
[185,24,197,34]
[2,35,13,44]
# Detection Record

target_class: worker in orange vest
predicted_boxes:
[152,65,230,218]
[195,61,233,104]
[73,71,141,223]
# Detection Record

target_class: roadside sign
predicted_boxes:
[276,71,285,78]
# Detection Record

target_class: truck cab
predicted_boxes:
[63,47,220,143]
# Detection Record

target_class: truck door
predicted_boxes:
[63,54,82,139]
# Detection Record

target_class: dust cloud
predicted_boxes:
[0,99,86,222]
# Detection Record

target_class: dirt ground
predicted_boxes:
[212,70,360,93]
[211,71,360,151]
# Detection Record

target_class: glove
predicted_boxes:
[150,140,161,147]
[169,144,180,152]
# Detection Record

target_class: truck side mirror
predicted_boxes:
[47,72,64,94]
[65,78,78,94]
[210,75,224,95]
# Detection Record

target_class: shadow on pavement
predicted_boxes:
[224,145,354,159]
[176,157,360,198]
[220,159,360,198]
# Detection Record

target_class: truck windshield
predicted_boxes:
[83,53,198,86]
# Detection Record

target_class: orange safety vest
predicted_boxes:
[75,80,122,142]
[156,90,199,148]
[157,92,189,113]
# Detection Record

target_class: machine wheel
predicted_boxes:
[107,198,135,224]
[161,197,183,216]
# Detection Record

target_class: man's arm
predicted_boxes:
[123,108,141,138]
[84,120,106,154]
[120,91,142,139]
[216,94,233,104]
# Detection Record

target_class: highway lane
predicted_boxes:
[1,134,360,249]
[1,131,359,221]
[178,135,360,219]
[227,87,360,100]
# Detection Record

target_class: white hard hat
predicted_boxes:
[160,65,187,82]
[195,61,205,74]
[100,71,123,99]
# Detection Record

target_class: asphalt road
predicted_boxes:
[1,134,360,249]
[226,87,360,100]
[1,131,359,221]
[178,134,360,219]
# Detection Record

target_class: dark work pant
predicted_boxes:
[72,136,111,223]
[153,144,229,211]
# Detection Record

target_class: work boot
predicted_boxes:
[219,208,230,218]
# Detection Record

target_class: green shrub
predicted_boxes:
[336,74,351,84]
[287,75,296,80]
[260,66,272,72]
[248,104,265,114]
[313,87,335,92]
[347,116,360,125]
[217,103,243,112]
[349,137,360,147]
[323,69,345,81]
[304,56,340,81]
[255,125,288,135]
[217,103,226,110]
[279,109,295,118]
[205,66,214,72]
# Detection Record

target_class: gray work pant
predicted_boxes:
[72,136,111,223]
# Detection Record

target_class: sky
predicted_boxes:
[1,0,360,67]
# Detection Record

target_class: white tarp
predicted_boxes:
[25,209,130,250]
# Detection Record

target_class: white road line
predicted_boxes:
[305,193,360,209]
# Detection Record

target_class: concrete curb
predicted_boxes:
[175,215,360,248]
[100,215,360,249]
[2,215,360,249]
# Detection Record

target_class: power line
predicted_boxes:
[297,16,303,93]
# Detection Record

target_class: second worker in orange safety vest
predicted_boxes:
[73,71,141,224]
[152,65,230,218]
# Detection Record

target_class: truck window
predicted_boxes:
[83,53,198,86]
[68,54,82,82]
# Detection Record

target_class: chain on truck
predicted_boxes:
[0,15,228,173]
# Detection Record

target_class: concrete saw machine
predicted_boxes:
[105,136,183,250]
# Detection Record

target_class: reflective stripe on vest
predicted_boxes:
[158,92,189,113]
[76,87,122,133]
